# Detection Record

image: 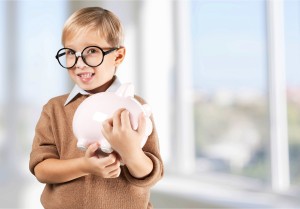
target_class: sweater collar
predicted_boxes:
[64,76,122,106]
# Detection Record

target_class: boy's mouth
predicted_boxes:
[77,72,95,82]
[77,72,95,78]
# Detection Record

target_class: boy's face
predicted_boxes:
[64,30,125,93]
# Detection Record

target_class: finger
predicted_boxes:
[106,158,121,172]
[101,153,117,167]
[105,157,121,177]
[85,143,99,158]
[101,118,113,137]
[108,167,121,178]
[102,117,113,128]
[106,117,113,126]
[120,109,131,129]
[137,113,146,135]
[113,108,125,128]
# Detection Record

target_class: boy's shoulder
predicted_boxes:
[45,93,70,107]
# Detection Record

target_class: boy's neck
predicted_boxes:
[86,76,116,94]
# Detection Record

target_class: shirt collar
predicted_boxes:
[64,76,122,106]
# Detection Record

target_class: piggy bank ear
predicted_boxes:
[142,104,152,117]
[115,83,134,97]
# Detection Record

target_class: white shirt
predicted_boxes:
[64,76,122,106]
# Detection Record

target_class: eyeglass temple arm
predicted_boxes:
[103,48,118,56]
[55,51,81,59]
[55,52,66,59]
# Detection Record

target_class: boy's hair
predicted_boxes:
[62,7,124,47]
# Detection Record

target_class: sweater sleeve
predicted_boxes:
[122,96,164,187]
[29,103,59,175]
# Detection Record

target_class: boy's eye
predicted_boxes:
[89,49,96,53]
[66,49,75,55]
[86,47,99,54]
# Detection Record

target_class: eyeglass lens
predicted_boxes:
[57,46,104,68]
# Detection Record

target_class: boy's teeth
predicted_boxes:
[80,73,92,78]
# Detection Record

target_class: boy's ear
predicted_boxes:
[115,47,126,67]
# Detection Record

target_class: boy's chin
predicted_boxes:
[76,83,99,93]
[83,86,95,91]
[78,84,94,91]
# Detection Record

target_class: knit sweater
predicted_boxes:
[29,93,163,209]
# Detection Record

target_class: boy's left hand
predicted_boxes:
[101,108,146,162]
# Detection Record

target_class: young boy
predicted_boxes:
[29,7,163,209]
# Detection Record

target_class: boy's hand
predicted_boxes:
[101,108,146,164]
[82,143,121,178]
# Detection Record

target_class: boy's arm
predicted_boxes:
[34,158,87,184]
[102,108,164,184]
[34,143,121,184]
[121,146,153,179]
[29,100,121,184]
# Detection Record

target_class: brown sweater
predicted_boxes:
[29,93,163,209]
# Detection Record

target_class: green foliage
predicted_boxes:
[194,98,300,184]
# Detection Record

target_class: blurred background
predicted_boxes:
[0,0,300,208]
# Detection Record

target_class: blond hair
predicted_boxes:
[62,7,124,47]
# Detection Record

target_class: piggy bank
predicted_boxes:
[72,83,153,153]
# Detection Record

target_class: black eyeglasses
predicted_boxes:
[55,46,118,69]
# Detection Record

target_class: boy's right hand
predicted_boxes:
[82,143,121,178]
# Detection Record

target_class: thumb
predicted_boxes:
[137,113,146,135]
[85,143,99,158]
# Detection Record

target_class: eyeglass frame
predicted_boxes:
[55,46,119,69]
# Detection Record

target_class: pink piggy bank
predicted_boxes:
[72,83,153,153]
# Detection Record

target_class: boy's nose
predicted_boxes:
[75,56,87,69]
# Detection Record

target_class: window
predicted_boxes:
[0,1,5,145]
[0,1,68,208]
[188,0,300,196]
[285,0,300,187]
[191,0,269,181]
